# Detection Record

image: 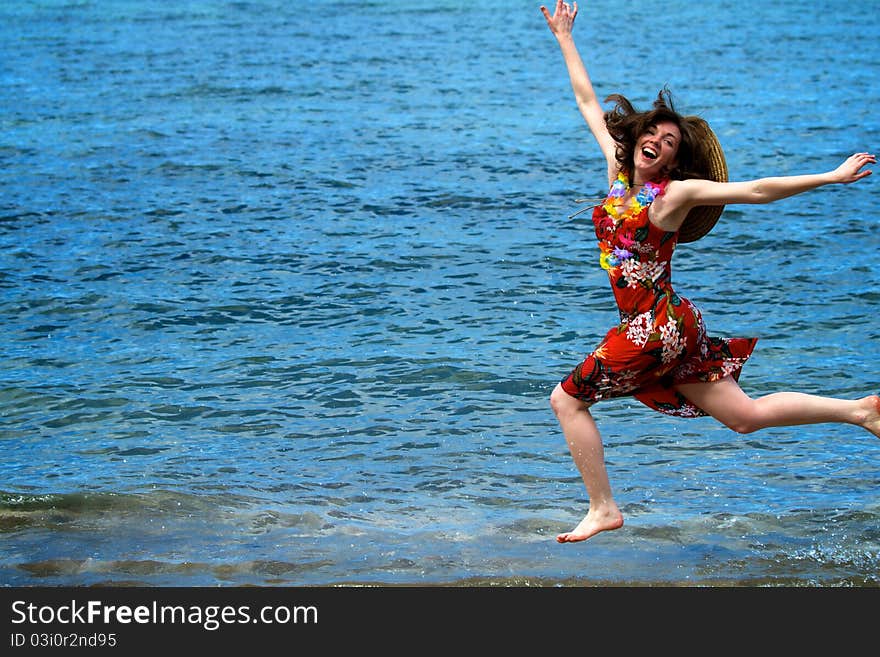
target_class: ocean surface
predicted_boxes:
[1,0,879,587]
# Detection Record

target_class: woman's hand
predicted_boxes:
[831,152,875,184]
[541,1,578,39]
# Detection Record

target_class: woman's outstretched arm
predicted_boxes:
[659,152,876,228]
[541,1,617,181]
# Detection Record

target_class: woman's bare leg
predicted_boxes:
[550,383,624,543]
[677,376,880,437]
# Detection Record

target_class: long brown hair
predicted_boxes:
[604,88,712,182]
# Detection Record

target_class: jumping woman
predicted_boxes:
[541,1,880,543]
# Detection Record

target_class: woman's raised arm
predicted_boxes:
[541,1,617,181]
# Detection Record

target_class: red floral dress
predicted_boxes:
[560,173,757,417]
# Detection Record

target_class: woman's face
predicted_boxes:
[634,120,681,178]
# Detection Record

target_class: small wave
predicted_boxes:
[0,489,253,528]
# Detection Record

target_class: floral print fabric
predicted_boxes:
[560,173,757,417]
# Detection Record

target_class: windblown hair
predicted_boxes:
[604,88,713,182]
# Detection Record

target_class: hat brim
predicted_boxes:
[677,118,727,244]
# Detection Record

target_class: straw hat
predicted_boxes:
[678,117,728,243]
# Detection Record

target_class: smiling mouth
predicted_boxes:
[642,147,658,161]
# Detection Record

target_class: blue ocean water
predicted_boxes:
[1,0,879,586]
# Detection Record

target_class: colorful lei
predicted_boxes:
[598,173,662,271]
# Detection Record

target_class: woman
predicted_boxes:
[540,0,880,543]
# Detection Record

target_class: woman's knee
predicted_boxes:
[724,416,760,435]
[550,383,587,419]
[717,402,763,434]
[677,378,762,434]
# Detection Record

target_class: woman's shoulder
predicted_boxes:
[663,177,712,202]
[648,178,697,232]
[665,177,735,208]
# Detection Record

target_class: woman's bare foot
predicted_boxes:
[859,394,880,439]
[556,506,624,543]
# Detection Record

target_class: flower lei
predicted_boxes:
[598,172,662,271]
